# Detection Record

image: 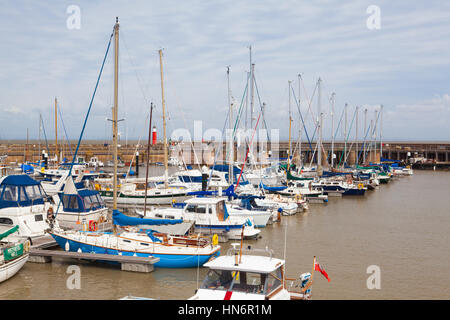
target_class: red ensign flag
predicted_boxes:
[315,260,330,282]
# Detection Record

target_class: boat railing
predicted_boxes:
[226,244,274,260]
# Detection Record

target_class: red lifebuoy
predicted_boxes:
[88,220,98,232]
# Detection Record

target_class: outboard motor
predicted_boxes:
[300,272,312,295]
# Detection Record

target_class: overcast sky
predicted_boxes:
[0,0,449,142]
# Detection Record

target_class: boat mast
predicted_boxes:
[112,17,120,215]
[298,74,302,168]
[344,102,348,167]
[363,108,367,164]
[249,46,255,166]
[373,109,378,162]
[144,102,154,214]
[159,49,169,188]
[317,78,322,176]
[38,114,41,163]
[227,66,233,185]
[380,104,383,160]
[55,97,58,162]
[330,92,336,168]
[355,106,359,165]
[287,80,292,176]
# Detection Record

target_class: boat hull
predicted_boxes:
[99,191,190,205]
[50,233,219,268]
[0,253,29,283]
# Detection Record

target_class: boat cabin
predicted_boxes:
[59,189,105,213]
[191,246,291,300]
[183,198,229,221]
[0,175,46,209]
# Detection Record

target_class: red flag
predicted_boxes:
[314,260,330,282]
[224,291,232,300]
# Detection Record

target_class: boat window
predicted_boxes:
[0,217,13,225]
[265,268,283,295]
[186,205,197,213]
[2,186,17,201]
[216,201,225,221]
[140,242,149,246]
[195,205,206,214]
[200,269,234,290]
[25,185,43,201]
[97,194,105,206]
[230,272,266,295]
[18,187,28,201]
[68,196,79,209]
[84,195,92,209]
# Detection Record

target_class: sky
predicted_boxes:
[0,0,449,142]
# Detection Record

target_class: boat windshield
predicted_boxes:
[201,268,283,295]
[200,269,234,290]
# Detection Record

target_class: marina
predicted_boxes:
[1,2,449,306]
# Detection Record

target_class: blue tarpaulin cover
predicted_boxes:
[112,210,182,226]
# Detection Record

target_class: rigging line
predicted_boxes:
[252,72,270,143]
[157,55,202,170]
[120,30,153,107]
[236,112,262,188]
[57,105,73,158]
[367,107,382,153]
[290,85,315,154]
[300,77,318,127]
[40,114,50,158]
[338,107,357,167]
[357,123,372,164]
[223,72,250,166]
[232,72,251,137]
[206,104,231,190]
[325,106,345,164]
[55,29,114,218]
[123,111,150,180]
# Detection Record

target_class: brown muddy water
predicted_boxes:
[1,170,449,300]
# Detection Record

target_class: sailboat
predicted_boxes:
[49,18,220,269]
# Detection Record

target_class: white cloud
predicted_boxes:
[0,0,449,140]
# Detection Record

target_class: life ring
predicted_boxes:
[88,220,98,232]
[47,207,54,221]
[23,240,31,252]
[357,183,364,189]
[212,234,219,246]
[94,184,100,191]
[295,194,302,202]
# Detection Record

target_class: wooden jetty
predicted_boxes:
[28,234,159,273]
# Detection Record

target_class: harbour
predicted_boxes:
[1,1,449,305]
[0,170,448,299]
